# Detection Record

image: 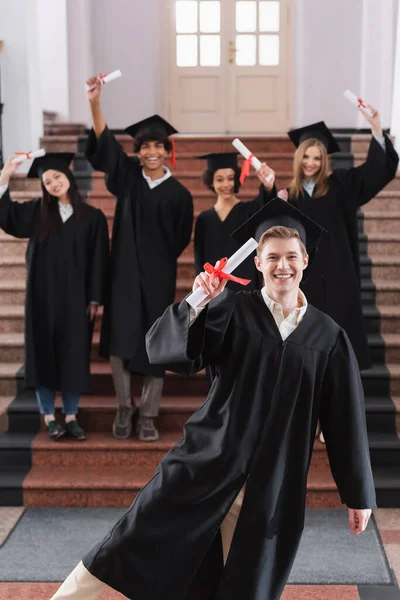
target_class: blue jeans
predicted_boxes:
[35,386,80,416]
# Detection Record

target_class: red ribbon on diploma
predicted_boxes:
[239,154,254,185]
[14,151,32,159]
[98,72,110,84]
[203,257,251,286]
[357,97,367,110]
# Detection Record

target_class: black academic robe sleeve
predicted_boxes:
[0,188,38,238]
[87,209,110,304]
[250,183,278,211]
[146,291,236,376]
[173,188,194,258]
[319,329,377,509]
[86,126,139,197]
[333,134,399,209]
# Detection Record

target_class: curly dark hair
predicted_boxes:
[202,167,241,194]
[133,126,172,153]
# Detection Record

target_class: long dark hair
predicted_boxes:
[38,170,88,240]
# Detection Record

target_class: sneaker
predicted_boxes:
[113,405,136,439]
[136,417,159,442]
[47,420,66,441]
[65,420,86,441]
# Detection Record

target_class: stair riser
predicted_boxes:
[23,487,342,508]
[0,378,18,395]
[0,290,26,304]
[381,318,400,334]
[370,265,400,279]
[367,197,400,212]
[364,219,400,235]
[376,290,400,305]
[36,411,193,435]
[31,448,166,468]
[81,138,297,154]
[370,449,400,465]
[0,317,25,334]
[0,241,27,259]
[90,374,209,397]
[366,241,400,257]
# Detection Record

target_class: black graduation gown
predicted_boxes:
[262,135,398,370]
[86,127,194,377]
[83,290,376,600]
[0,190,109,393]
[194,195,269,292]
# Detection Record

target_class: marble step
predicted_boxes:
[23,454,341,508]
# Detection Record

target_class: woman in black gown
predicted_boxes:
[0,153,109,440]
[194,152,275,291]
[262,108,398,371]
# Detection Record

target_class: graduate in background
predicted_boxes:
[86,76,193,443]
[260,107,398,370]
[194,152,275,291]
[0,154,109,441]
[49,199,375,600]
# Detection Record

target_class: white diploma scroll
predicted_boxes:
[85,69,122,91]
[232,138,274,184]
[12,149,46,164]
[186,237,259,309]
[343,90,374,118]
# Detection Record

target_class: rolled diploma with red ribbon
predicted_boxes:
[343,90,374,118]
[186,237,259,309]
[12,149,46,164]
[85,69,122,91]
[232,138,274,184]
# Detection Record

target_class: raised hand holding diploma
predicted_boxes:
[0,156,23,186]
[232,138,275,190]
[85,69,122,91]
[186,238,259,308]
[343,90,374,117]
[12,149,46,164]
[343,90,382,138]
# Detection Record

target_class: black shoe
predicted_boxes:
[65,420,86,440]
[47,420,66,441]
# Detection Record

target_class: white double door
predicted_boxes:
[167,0,292,133]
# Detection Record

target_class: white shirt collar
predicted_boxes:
[302,178,316,196]
[142,166,172,189]
[261,287,308,324]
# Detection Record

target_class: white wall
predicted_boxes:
[0,0,43,168]
[67,0,93,125]
[36,0,70,121]
[293,0,364,129]
[66,0,166,128]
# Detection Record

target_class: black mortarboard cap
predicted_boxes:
[231,197,326,268]
[27,152,75,179]
[288,121,341,155]
[197,152,239,171]
[124,115,178,139]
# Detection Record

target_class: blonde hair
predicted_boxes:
[289,138,330,199]
[257,226,307,259]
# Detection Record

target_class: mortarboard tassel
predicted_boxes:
[170,138,176,166]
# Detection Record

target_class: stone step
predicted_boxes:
[0,280,26,305]
[23,451,340,508]
[0,361,209,397]
[43,134,297,155]
[364,279,400,306]
[365,256,400,280]
[362,211,400,235]
[43,123,86,136]
[364,234,400,257]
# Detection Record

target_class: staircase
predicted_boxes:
[0,130,399,508]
